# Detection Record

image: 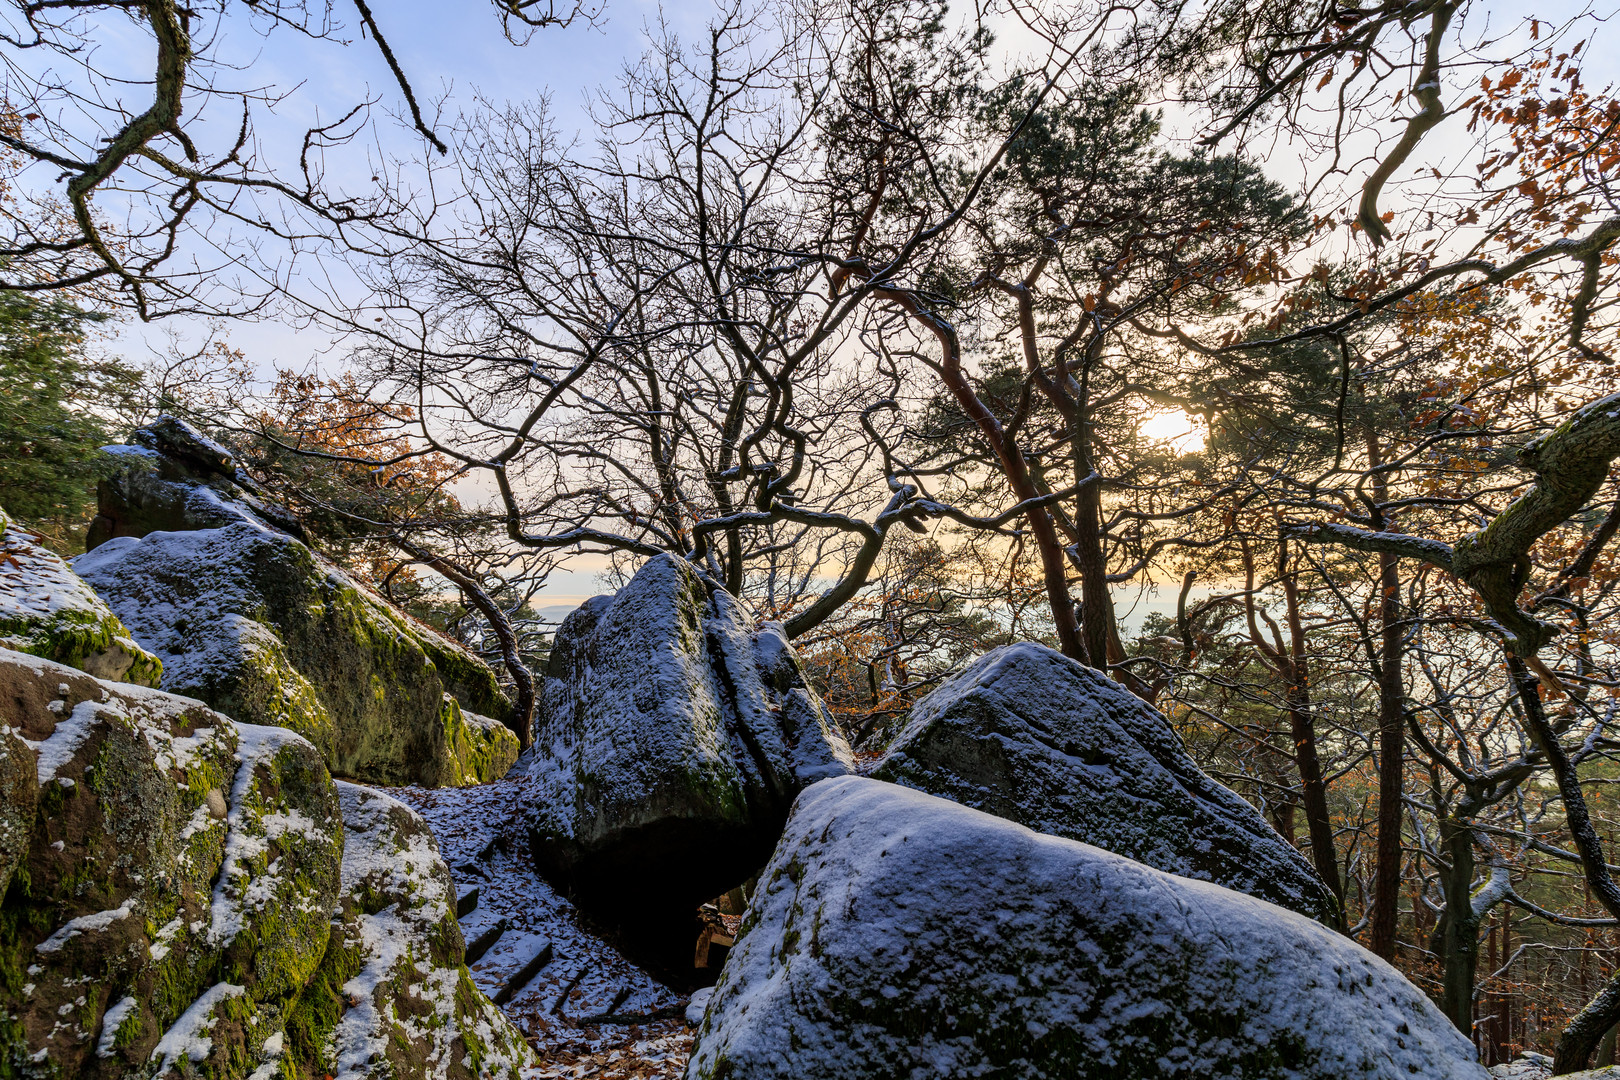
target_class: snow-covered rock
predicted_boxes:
[279,782,534,1080]
[85,415,309,549]
[75,522,519,788]
[0,505,161,687]
[870,642,1338,922]
[1488,1056,1620,1079]
[0,646,344,1079]
[527,554,852,923]
[687,776,1486,1080]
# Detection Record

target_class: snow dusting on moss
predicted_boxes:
[0,507,161,686]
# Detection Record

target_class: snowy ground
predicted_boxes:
[383,769,695,1080]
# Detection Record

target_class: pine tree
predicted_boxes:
[0,291,139,546]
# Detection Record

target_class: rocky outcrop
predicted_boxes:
[0,646,343,1079]
[0,647,533,1079]
[0,507,161,687]
[85,415,309,550]
[869,642,1339,922]
[687,776,1486,1080]
[76,522,519,789]
[279,783,534,1080]
[526,554,852,925]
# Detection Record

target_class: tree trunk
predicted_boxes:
[1435,820,1479,1034]
[1508,656,1620,1073]
[883,289,1085,661]
[1369,432,1405,962]
[1557,973,1620,1074]
[1071,476,1112,670]
[1282,565,1345,917]
[398,539,536,750]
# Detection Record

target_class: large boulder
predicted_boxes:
[278,782,534,1080]
[75,522,519,788]
[85,415,309,549]
[688,776,1486,1080]
[869,642,1338,922]
[0,647,535,1079]
[526,554,852,922]
[0,506,161,687]
[0,647,344,1079]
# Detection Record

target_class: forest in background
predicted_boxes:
[4,0,1620,1069]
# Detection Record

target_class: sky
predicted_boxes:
[81,0,1620,618]
[106,0,1616,369]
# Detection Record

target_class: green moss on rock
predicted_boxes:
[0,507,162,687]
[0,647,343,1080]
[437,696,520,788]
[283,783,533,1080]
[75,523,514,788]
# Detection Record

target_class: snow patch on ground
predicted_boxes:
[34,899,134,954]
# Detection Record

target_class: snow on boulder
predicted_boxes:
[0,647,344,1079]
[84,415,310,550]
[688,776,1486,1080]
[277,782,534,1080]
[527,554,852,925]
[869,642,1339,922]
[0,505,162,687]
[75,521,519,788]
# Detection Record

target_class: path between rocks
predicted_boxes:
[382,761,695,1080]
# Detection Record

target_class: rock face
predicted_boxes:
[0,647,533,1080]
[85,415,309,550]
[527,554,852,921]
[76,522,519,789]
[688,776,1487,1080]
[280,782,535,1080]
[0,507,161,687]
[869,642,1338,922]
[0,646,343,1079]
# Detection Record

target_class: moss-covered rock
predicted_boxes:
[0,727,36,902]
[75,524,515,789]
[0,507,161,688]
[526,554,852,927]
[0,646,343,1080]
[868,642,1339,923]
[688,776,1486,1080]
[280,782,533,1080]
[438,697,519,789]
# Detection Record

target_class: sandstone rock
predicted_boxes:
[0,506,161,687]
[75,522,518,788]
[688,776,1486,1080]
[0,647,343,1079]
[869,642,1338,922]
[527,554,852,922]
[0,726,35,901]
[278,782,534,1080]
[85,416,307,550]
